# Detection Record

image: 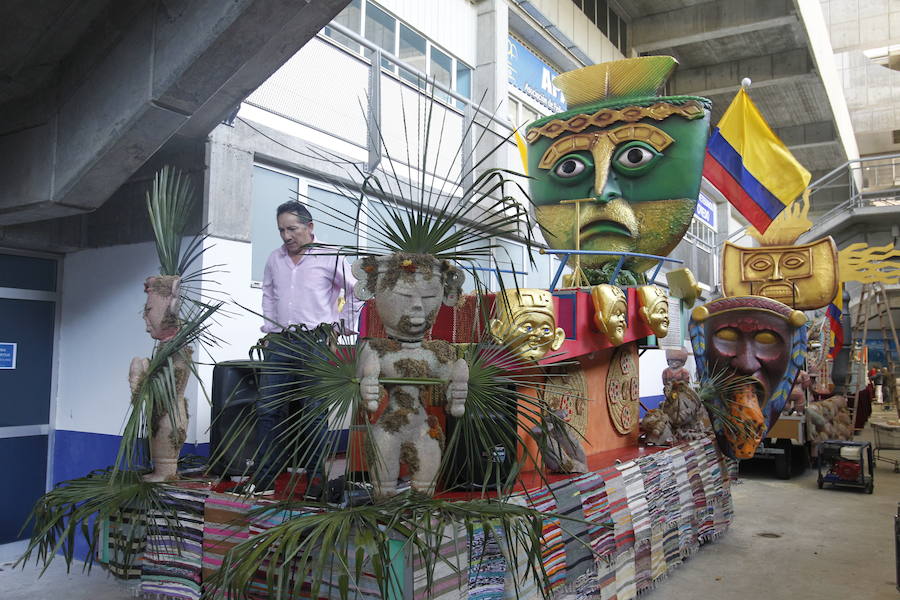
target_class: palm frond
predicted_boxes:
[16,469,178,576]
[205,494,560,600]
[146,166,199,277]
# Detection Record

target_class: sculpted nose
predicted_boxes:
[731,341,762,375]
[595,169,622,205]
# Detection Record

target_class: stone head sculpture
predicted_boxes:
[689,295,807,458]
[590,284,627,345]
[665,348,688,370]
[637,284,669,338]
[143,275,181,342]
[352,253,464,340]
[525,56,711,274]
[489,288,565,362]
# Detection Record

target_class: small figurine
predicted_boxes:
[531,409,588,474]
[661,348,691,390]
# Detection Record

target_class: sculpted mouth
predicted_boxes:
[580,219,634,240]
[757,283,793,298]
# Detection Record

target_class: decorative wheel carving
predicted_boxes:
[607,344,640,434]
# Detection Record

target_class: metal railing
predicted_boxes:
[807,153,900,233]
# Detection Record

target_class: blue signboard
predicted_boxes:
[507,36,566,114]
[694,194,716,228]
[0,342,16,369]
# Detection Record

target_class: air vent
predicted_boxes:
[893,129,900,144]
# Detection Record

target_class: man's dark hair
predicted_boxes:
[276,201,313,223]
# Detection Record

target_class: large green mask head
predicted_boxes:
[526,56,711,274]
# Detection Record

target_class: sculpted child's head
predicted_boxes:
[352,254,464,341]
[490,289,565,362]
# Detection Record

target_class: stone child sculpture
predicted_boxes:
[130,275,191,482]
[354,254,468,498]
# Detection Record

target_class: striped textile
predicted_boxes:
[601,466,634,556]
[525,486,568,593]
[550,478,593,582]
[618,462,650,594]
[140,488,206,600]
[413,522,468,600]
[201,492,253,590]
[99,508,146,579]
[469,524,507,600]
[572,471,615,560]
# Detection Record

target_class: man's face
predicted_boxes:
[528,114,709,271]
[705,311,791,406]
[277,212,314,255]
[375,273,444,341]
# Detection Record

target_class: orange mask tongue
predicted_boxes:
[724,384,766,459]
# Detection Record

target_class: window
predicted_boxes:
[577,0,628,54]
[494,239,526,290]
[307,186,361,249]
[323,1,474,101]
[399,24,427,85]
[324,0,361,53]
[251,165,300,282]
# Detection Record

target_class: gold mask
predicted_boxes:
[490,289,565,362]
[637,285,669,338]
[590,284,628,345]
[721,238,838,310]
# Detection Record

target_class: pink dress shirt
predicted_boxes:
[260,242,359,334]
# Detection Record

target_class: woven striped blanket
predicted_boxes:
[140,488,206,600]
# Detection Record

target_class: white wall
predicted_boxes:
[56,242,192,436]
[192,236,267,443]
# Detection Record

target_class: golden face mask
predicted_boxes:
[490,289,565,362]
[637,285,669,338]
[721,238,838,310]
[590,284,627,345]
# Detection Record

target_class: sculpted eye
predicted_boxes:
[755,331,779,344]
[749,256,774,271]
[781,254,806,269]
[715,328,740,341]
[553,156,587,178]
[612,142,661,174]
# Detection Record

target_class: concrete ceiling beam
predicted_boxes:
[632,0,797,53]
[0,0,350,226]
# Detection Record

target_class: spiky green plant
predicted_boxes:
[16,469,179,575]
[204,493,574,600]
[20,165,220,576]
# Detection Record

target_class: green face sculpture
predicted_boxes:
[526,57,711,273]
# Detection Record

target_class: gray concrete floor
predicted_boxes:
[3,419,899,599]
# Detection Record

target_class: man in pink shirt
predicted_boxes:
[255,201,358,496]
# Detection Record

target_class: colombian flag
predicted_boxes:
[703,89,811,233]
[826,290,843,359]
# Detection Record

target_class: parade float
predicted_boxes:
[18,57,784,600]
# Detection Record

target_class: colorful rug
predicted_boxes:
[140,488,206,600]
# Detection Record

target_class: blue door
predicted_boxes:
[0,252,58,545]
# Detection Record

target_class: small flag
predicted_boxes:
[703,89,811,233]
[826,289,843,359]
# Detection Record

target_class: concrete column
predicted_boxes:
[473,0,511,175]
